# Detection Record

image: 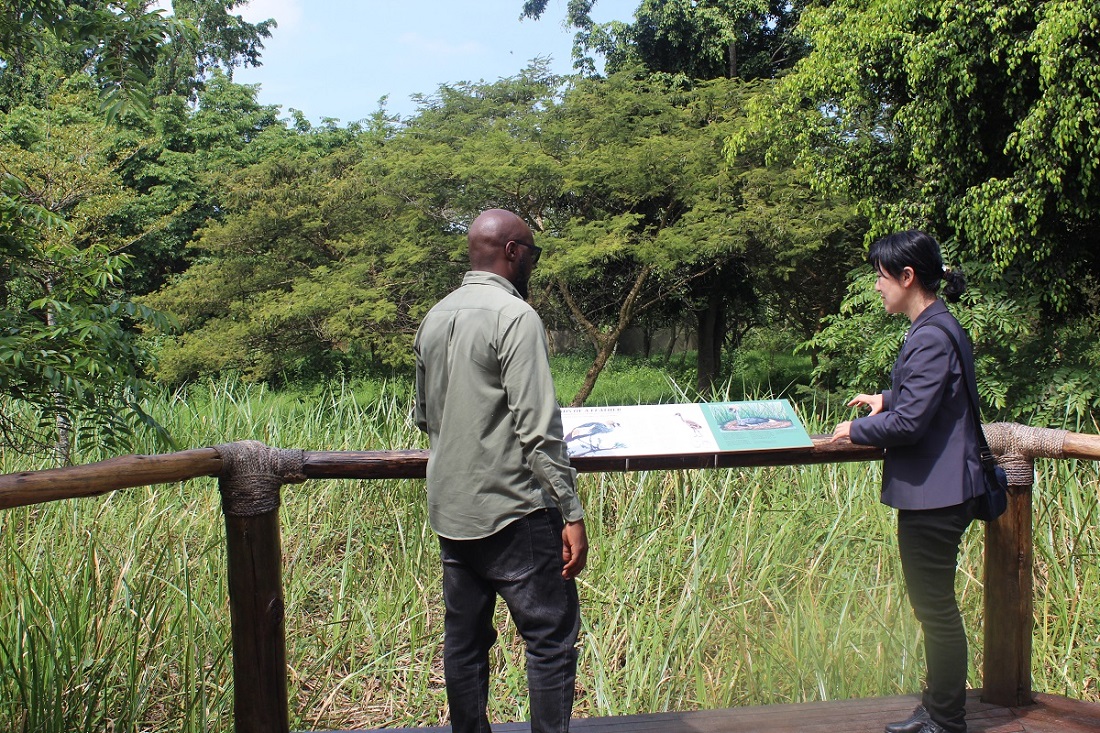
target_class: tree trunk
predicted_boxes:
[45,278,72,465]
[695,289,725,397]
[664,323,679,366]
[555,267,654,407]
[53,395,72,466]
[571,335,616,407]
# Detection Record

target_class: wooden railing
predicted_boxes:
[2,424,1099,733]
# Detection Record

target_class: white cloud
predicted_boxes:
[238,0,302,28]
[148,0,301,28]
[398,32,484,58]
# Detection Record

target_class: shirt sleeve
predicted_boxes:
[497,309,583,522]
[850,330,952,448]
[413,329,429,434]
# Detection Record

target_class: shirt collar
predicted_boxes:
[911,299,948,328]
[462,270,522,299]
[904,299,948,341]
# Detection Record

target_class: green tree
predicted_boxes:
[395,66,747,402]
[141,83,439,386]
[544,71,743,400]
[522,0,807,80]
[2,2,275,295]
[152,0,275,101]
[0,1,269,458]
[0,85,176,459]
[115,70,284,295]
[543,69,861,398]
[142,114,374,384]
[399,66,859,400]
[144,67,561,385]
[734,0,1100,420]
[147,63,862,404]
[523,0,847,397]
[0,0,183,120]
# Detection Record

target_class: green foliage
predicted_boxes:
[86,2,175,123]
[0,0,185,121]
[0,86,177,457]
[804,271,907,393]
[807,263,1097,424]
[142,94,443,385]
[733,0,1100,424]
[0,172,66,250]
[152,0,275,101]
[108,68,287,295]
[542,70,862,399]
[6,0,1095,431]
[142,64,863,402]
[523,0,808,81]
[728,326,815,396]
[1,1,271,118]
[0,1,280,456]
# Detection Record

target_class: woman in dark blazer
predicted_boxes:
[832,230,985,733]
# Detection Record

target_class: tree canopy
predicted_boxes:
[143,63,862,404]
[732,0,1100,419]
[522,0,808,81]
[0,0,272,459]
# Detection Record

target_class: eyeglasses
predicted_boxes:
[511,240,542,264]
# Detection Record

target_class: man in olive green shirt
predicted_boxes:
[414,209,587,733]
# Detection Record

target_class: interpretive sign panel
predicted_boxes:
[560,400,813,458]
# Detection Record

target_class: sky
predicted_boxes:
[189,0,641,124]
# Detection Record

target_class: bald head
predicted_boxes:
[468,209,531,266]
[467,209,538,298]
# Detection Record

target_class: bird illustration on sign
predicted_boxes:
[716,404,793,431]
[674,411,705,440]
[564,420,626,456]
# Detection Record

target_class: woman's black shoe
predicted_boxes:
[885,705,931,733]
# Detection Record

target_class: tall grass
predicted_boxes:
[1,368,1098,732]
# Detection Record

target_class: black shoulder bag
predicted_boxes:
[922,321,1008,522]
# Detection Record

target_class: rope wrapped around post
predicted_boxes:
[214,440,307,516]
[983,422,1069,488]
[213,440,305,733]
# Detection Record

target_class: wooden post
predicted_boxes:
[224,509,289,733]
[981,475,1034,707]
[216,441,306,733]
[979,422,1071,709]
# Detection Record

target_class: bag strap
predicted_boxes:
[918,320,996,466]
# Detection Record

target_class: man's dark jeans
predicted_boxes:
[898,499,977,733]
[439,508,581,733]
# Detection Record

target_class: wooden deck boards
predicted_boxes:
[314,690,1100,733]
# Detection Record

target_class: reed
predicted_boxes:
[0,371,1097,732]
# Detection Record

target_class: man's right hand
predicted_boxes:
[561,519,589,580]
